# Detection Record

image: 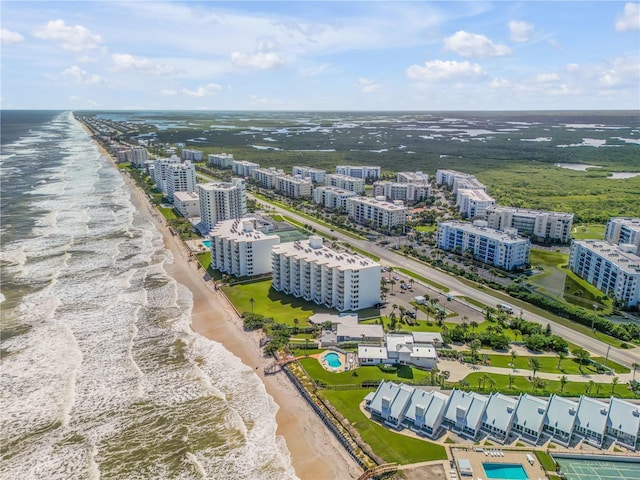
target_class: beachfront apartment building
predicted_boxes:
[325,174,366,194]
[435,169,486,191]
[456,188,496,219]
[605,217,640,254]
[453,176,486,193]
[207,153,234,169]
[436,220,530,271]
[346,196,408,230]
[173,191,200,218]
[568,240,640,308]
[485,206,574,244]
[372,181,430,205]
[251,167,284,189]
[181,149,203,162]
[292,166,326,184]
[270,235,381,312]
[313,186,357,210]
[166,160,196,202]
[153,155,182,193]
[209,218,280,277]
[335,165,381,181]
[197,179,247,232]
[397,171,429,184]
[232,160,260,178]
[275,175,313,199]
[123,146,149,167]
[364,382,640,451]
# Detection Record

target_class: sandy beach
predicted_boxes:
[92,135,359,479]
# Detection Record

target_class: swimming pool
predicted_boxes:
[203,240,212,248]
[325,352,342,368]
[483,463,529,480]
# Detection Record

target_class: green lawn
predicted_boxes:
[456,296,489,310]
[158,206,178,220]
[222,279,334,325]
[571,224,606,240]
[396,267,450,292]
[320,389,448,464]
[415,225,437,233]
[458,372,638,399]
[299,358,433,386]
[486,354,629,374]
[535,451,557,472]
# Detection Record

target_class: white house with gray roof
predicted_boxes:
[481,393,517,442]
[510,394,548,445]
[606,397,640,450]
[404,388,448,438]
[543,395,578,447]
[574,396,609,448]
[442,390,488,440]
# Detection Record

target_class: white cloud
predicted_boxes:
[1,28,24,45]
[299,63,332,78]
[536,73,560,83]
[62,66,104,85]
[508,21,534,43]
[564,63,580,72]
[230,51,285,70]
[33,20,102,52]
[406,60,485,82]
[490,77,511,88]
[443,31,511,58]
[160,89,178,96]
[594,55,640,87]
[111,53,177,75]
[181,83,223,97]
[356,78,382,93]
[616,3,640,31]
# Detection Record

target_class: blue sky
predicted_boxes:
[1,1,639,110]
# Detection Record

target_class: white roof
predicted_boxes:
[545,395,578,434]
[573,241,640,274]
[412,332,443,344]
[272,237,379,270]
[173,191,199,201]
[457,188,495,202]
[358,345,388,360]
[483,393,517,433]
[607,397,640,438]
[575,396,609,435]
[337,323,384,340]
[439,220,530,244]
[386,334,414,353]
[513,394,547,431]
[210,217,280,243]
[444,389,488,431]
[404,389,448,428]
[348,196,408,212]
[409,344,437,359]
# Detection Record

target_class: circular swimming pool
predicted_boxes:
[324,352,342,368]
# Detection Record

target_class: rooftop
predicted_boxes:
[573,240,640,273]
[439,220,530,244]
[272,236,380,270]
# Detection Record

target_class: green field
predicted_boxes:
[485,354,629,375]
[571,224,606,240]
[299,358,432,386]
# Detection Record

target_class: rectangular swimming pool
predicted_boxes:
[483,463,529,480]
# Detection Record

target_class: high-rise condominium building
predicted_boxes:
[605,218,640,254]
[485,206,574,244]
[197,179,247,232]
[346,196,408,230]
[325,174,366,194]
[312,186,357,210]
[166,161,196,202]
[456,189,496,219]
[335,165,381,181]
[292,166,326,184]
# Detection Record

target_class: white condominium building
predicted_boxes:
[130,146,149,167]
[197,179,247,232]
[397,171,429,184]
[275,175,313,198]
[456,189,496,219]
[173,191,200,218]
[325,174,366,194]
[210,218,280,277]
[436,169,473,187]
[452,176,486,193]
[605,218,640,254]
[436,220,530,271]
[271,235,381,311]
[486,206,574,243]
[166,160,196,202]
[313,186,357,210]
[335,165,381,181]
[153,155,182,193]
[251,167,283,189]
[207,153,234,169]
[346,196,408,230]
[292,166,326,184]
[181,149,203,161]
[568,240,640,308]
[372,181,430,205]
[232,160,260,177]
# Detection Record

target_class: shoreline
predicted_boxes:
[87,131,360,479]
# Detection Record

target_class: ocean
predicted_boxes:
[0,111,297,479]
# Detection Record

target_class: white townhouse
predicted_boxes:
[486,206,574,244]
[335,165,381,181]
[397,171,429,184]
[481,393,518,442]
[166,160,196,202]
[543,395,578,447]
[346,196,408,230]
[568,240,640,308]
[441,389,488,440]
[153,155,182,193]
[209,218,280,277]
[207,153,234,169]
[456,188,496,219]
[275,175,313,199]
[574,396,609,448]
[605,217,640,254]
[173,191,200,218]
[365,382,414,429]
[403,388,448,439]
[197,179,247,232]
[292,166,326,184]
[232,160,260,177]
[372,181,430,205]
[436,220,531,271]
[511,394,548,445]
[181,149,203,161]
[606,397,640,450]
[251,167,283,189]
[313,186,357,210]
[325,173,366,194]
[271,235,381,312]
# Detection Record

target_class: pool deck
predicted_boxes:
[186,239,209,253]
[317,350,348,373]
[450,448,547,480]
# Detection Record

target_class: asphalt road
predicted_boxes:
[253,196,640,368]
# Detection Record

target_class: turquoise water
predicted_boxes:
[325,352,342,368]
[203,239,211,248]
[483,463,529,480]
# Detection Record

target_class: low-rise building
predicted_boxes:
[436,220,530,271]
[441,390,489,440]
[456,188,495,219]
[207,153,234,169]
[511,394,547,445]
[574,396,609,448]
[481,393,517,442]
[346,196,408,230]
[485,206,574,244]
[173,191,200,218]
[606,397,640,450]
[605,217,640,254]
[325,173,366,194]
[292,166,326,184]
[543,395,578,447]
[209,218,280,277]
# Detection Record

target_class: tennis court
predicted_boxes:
[555,458,640,480]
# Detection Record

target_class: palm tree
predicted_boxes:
[510,349,518,369]
[470,320,478,331]
[470,339,482,363]
[632,363,640,382]
[533,377,546,393]
[512,329,521,342]
[611,376,620,395]
[508,373,515,390]
[528,357,541,379]
[559,375,568,392]
[487,376,497,392]
[409,278,415,290]
[293,318,299,334]
[249,297,255,314]
[572,347,591,373]
[436,309,446,327]
[556,351,566,370]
